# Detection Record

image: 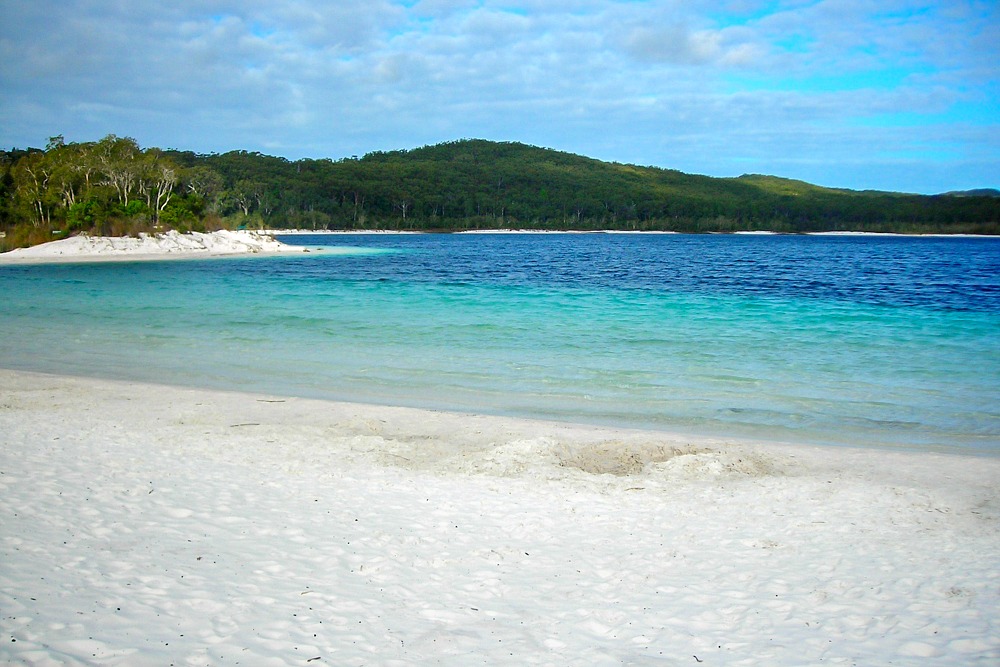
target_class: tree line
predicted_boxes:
[2,135,998,249]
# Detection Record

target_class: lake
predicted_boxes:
[2,232,997,454]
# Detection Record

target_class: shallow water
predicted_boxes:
[2,233,998,453]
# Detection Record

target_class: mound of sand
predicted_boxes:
[0,230,306,262]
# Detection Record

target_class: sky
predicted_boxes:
[1,1,997,194]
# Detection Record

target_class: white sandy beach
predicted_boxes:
[0,230,308,263]
[1,369,998,666]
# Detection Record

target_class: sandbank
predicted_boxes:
[1,368,997,665]
[0,230,314,264]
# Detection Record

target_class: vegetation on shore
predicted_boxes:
[2,134,998,250]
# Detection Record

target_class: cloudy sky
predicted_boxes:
[1,1,997,193]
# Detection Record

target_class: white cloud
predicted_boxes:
[0,0,996,191]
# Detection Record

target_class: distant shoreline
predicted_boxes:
[268,228,1000,238]
[4,228,996,265]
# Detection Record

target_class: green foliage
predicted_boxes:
[2,137,998,246]
[123,200,148,217]
[157,198,197,227]
[191,139,995,234]
[0,134,227,243]
[66,199,101,232]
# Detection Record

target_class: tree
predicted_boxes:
[11,151,54,227]
[95,135,142,206]
[183,166,225,213]
[3,136,1000,239]
[50,155,80,210]
[137,150,179,222]
[229,179,262,217]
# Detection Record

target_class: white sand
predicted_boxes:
[1,369,998,666]
[0,230,309,263]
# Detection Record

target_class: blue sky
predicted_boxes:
[1,0,997,193]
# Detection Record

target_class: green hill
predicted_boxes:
[942,188,1000,198]
[2,137,998,248]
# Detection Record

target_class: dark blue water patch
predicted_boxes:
[276,233,1000,312]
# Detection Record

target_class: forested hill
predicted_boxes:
[179,140,999,234]
[2,136,998,249]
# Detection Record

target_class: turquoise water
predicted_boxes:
[1,233,998,454]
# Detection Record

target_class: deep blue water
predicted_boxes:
[2,233,998,454]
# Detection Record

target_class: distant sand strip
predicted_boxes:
[1,368,998,665]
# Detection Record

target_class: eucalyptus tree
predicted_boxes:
[182,166,225,213]
[95,134,142,207]
[136,149,180,222]
[10,150,53,226]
